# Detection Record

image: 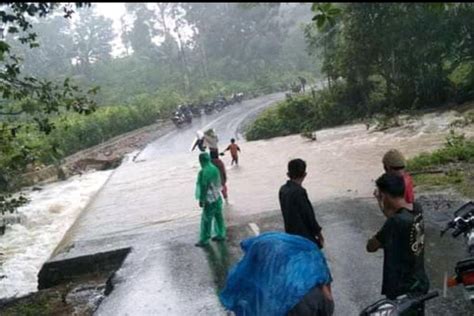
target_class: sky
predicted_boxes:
[92,3,128,57]
[81,3,193,58]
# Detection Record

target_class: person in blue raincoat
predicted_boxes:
[220,232,334,316]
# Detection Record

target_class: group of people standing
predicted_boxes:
[276,149,429,315]
[192,129,241,247]
[211,146,429,315]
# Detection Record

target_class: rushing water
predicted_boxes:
[61,109,474,247]
[0,108,472,301]
[0,170,112,299]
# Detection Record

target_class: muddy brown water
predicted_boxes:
[2,92,474,315]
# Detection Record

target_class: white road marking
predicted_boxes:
[248,222,260,236]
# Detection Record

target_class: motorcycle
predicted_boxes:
[204,102,214,115]
[213,99,225,112]
[235,92,244,103]
[190,104,202,118]
[231,92,244,104]
[441,201,474,303]
[171,112,186,127]
[171,105,193,128]
[360,291,439,316]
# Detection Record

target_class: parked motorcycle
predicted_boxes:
[171,113,185,127]
[171,105,193,128]
[231,92,244,104]
[441,201,474,304]
[190,103,202,118]
[204,102,214,115]
[360,291,439,316]
[235,92,244,103]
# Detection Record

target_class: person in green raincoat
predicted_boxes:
[195,152,227,247]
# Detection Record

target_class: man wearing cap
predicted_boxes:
[380,149,415,210]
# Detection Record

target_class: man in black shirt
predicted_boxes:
[367,173,429,315]
[279,158,324,249]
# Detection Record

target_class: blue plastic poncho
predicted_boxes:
[220,232,332,316]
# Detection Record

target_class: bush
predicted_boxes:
[449,61,474,104]
[245,82,354,141]
[45,103,163,160]
[2,89,185,172]
[245,107,286,140]
[407,131,474,171]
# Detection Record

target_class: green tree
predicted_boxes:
[306,3,474,113]
[6,16,75,80]
[73,7,115,76]
[0,2,97,211]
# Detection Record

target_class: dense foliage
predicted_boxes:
[0,3,317,191]
[247,3,474,140]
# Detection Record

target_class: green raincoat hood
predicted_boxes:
[199,151,211,167]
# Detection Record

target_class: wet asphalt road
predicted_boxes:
[46,91,473,315]
[136,92,285,160]
[92,197,473,315]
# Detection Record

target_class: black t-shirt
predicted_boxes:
[279,180,322,246]
[375,208,429,299]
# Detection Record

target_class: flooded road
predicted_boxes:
[0,93,283,301]
[11,91,474,314]
[137,92,285,160]
[66,99,473,314]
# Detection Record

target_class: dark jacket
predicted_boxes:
[279,180,322,247]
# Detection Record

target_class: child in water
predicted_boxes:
[223,138,241,166]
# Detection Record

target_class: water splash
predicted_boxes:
[0,170,112,299]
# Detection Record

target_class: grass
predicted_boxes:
[1,295,54,316]
[407,132,474,171]
[408,131,474,198]
[412,168,474,198]
[0,274,107,316]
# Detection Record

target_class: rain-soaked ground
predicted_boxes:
[2,92,474,314]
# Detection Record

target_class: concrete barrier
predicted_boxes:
[37,247,131,290]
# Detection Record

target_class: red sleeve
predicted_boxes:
[217,160,226,184]
[404,173,415,203]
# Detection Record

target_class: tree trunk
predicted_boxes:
[176,31,190,95]
[198,37,210,82]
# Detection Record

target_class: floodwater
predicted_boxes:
[50,95,474,315]
[1,89,473,314]
[226,109,474,218]
[47,103,474,252]
[0,170,112,299]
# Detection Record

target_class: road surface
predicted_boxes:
[41,92,473,315]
